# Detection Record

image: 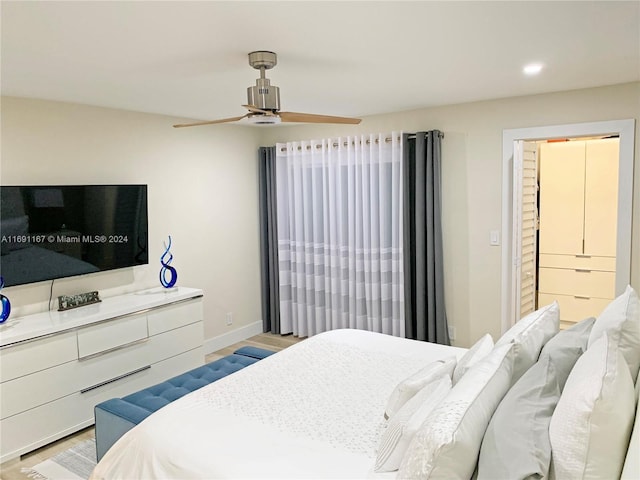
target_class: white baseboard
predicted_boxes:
[203,321,263,355]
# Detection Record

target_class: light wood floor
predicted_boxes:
[0,332,303,480]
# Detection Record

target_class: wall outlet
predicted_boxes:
[226,312,233,326]
[448,325,456,341]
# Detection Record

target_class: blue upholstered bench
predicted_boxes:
[94,346,274,461]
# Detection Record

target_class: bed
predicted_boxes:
[91,329,466,479]
[91,288,640,480]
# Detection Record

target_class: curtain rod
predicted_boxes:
[407,131,445,139]
[280,136,398,152]
[278,131,443,152]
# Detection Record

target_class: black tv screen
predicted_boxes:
[0,185,148,287]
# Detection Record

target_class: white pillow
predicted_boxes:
[588,285,640,383]
[550,332,635,480]
[397,343,515,480]
[496,301,559,382]
[452,334,493,384]
[621,381,640,479]
[375,375,451,472]
[476,317,595,480]
[385,356,456,419]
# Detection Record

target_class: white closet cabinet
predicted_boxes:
[537,138,619,326]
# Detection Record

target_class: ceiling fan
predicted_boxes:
[173,51,362,128]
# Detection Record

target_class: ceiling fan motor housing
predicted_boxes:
[247,79,280,112]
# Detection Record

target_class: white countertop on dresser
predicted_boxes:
[0,287,203,347]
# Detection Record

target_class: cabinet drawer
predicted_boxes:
[0,347,204,463]
[538,268,615,299]
[538,254,616,271]
[77,314,148,358]
[145,321,203,366]
[0,332,77,382]
[538,293,611,323]
[0,360,79,420]
[147,299,203,335]
[76,320,203,393]
[3,334,152,420]
[78,347,204,407]
[0,390,89,463]
[1,322,203,422]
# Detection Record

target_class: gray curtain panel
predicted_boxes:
[258,146,280,334]
[403,131,450,345]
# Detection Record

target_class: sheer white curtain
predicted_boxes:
[276,132,404,338]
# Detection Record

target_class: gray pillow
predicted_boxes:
[540,316,596,363]
[476,317,595,480]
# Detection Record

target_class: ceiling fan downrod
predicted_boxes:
[247,51,280,112]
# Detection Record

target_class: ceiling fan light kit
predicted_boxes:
[173,51,361,128]
[247,114,281,125]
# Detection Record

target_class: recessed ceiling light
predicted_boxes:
[523,63,543,76]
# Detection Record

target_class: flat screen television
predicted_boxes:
[0,184,148,287]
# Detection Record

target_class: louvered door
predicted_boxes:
[519,142,538,317]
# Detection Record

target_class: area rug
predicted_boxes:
[22,439,97,480]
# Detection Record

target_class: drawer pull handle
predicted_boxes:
[575,269,591,273]
[78,337,149,361]
[575,255,591,258]
[574,295,591,300]
[80,365,151,393]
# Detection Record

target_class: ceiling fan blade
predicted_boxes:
[242,104,273,115]
[173,114,248,128]
[279,111,361,124]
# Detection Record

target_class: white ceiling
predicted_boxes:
[2,1,639,123]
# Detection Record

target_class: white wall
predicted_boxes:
[261,82,640,347]
[0,97,264,343]
[2,83,638,350]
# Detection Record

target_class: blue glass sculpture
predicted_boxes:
[0,276,11,324]
[159,236,178,289]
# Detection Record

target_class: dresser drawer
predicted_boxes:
[0,390,90,462]
[76,313,148,359]
[0,332,77,382]
[538,254,615,271]
[1,360,80,419]
[147,299,203,335]
[78,347,204,407]
[538,268,615,299]
[76,320,203,393]
[3,330,152,419]
[538,293,612,324]
[1,322,203,422]
[146,321,203,365]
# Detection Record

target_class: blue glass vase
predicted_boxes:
[0,276,11,324]
[159,236,178,289]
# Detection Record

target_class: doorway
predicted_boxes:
[501,119,635,333]
[520,137,620,328]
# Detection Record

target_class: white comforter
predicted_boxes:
[91,329,466,479]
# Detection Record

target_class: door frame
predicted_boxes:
[501,119,635,334]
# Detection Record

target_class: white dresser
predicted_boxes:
[537,139,618,327]
[0,287,204,463]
